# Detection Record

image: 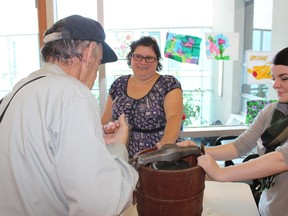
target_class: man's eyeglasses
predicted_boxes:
[132,54,157,63]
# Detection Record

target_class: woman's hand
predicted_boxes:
[197,154,223,181]
[103,114,129,145]
[103,121,120,134]
[176,140,198,147]
[155,139,198,149]
[155,141,162,149]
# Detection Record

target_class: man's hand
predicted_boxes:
[103,114,129,145]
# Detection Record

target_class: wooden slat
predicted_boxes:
[36,0,47,48]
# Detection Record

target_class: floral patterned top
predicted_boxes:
[109,74,182,158]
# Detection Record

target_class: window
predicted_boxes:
[0,0,39,98]
[55,0,97,20]
[1,0,274,131]
[252,29,271,51]
[53,0,273,128]
[240,0,273,120]
[102,0,214,127]
[104,27,212,126]
[55,0,215,127]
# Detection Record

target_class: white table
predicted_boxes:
[180,125,248,138]
[121,181,259,216]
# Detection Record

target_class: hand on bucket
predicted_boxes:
[197,154,222,181]
[176,140,198,147]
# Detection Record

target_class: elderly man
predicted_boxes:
[0,15,138,216]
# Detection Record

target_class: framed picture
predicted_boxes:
[205,32,239,61]
[110,31,133,60]
[164,32,202,64]
[245,50,276,84]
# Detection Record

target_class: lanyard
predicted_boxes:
[0,76,46,123]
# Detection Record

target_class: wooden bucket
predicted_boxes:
[135,147,205,216]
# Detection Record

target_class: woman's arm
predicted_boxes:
[159,88,183,146]
[198,150,288,182]
[101,95,113,125]
[177,139,240,160]
[205,142,240,161]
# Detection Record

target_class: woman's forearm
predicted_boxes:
[205,142,239,161]
[160,115,182,144]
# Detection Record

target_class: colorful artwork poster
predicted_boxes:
[164,32,202,64]
[246,50,276,84]
[112,31,133,59]
[205,32,239,61]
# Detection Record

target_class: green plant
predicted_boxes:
[183,88,205,127]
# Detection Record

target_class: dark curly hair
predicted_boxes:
[273,47,288,66]
[126,36,163,72]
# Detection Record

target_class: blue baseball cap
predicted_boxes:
[43,15,117,64]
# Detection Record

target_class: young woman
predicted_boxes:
[178,47,288,216]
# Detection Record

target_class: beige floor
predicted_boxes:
[121,204,137,216]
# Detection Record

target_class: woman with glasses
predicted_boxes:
[102,36,183,158]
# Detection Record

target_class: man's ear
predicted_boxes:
[87,41,96,64]
[84,42,97,67]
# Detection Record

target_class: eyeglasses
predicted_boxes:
[132,54,157,63]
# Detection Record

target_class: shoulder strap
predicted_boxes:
[0,75,46,123]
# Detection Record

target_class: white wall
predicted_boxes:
[267,0,288,99]
[210,0,245,124]
[253,0,273,29]
[270,0,288,50]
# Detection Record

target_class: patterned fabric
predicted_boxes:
[246,99,277,125]
[109,74,182,158]
[260,102,288,190]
